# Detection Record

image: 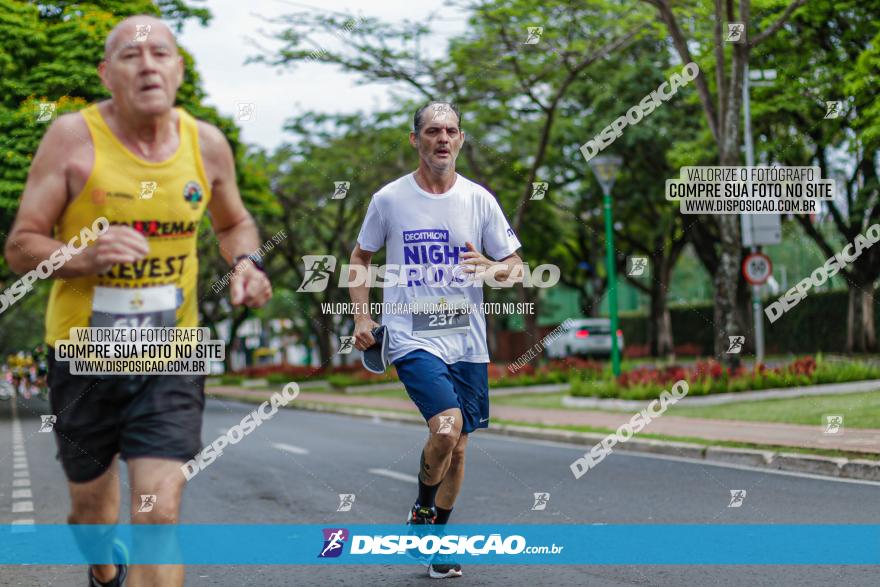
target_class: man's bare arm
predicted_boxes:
[201,122,272,307]
[201,122,261,261]
[350,244,378,350]
[4,114,147,277]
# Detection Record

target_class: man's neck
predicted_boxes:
[104,102,176,154]
[413,164,457,194]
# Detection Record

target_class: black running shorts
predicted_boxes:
[47,349,206,483]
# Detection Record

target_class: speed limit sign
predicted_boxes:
[743,253,772,285]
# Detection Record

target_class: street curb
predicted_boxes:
[283,400,880,483]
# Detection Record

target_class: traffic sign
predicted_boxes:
[742,253,772,285]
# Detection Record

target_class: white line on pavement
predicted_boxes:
[12,479,30,487]
[368,468,418,484]
[271,442,309,455]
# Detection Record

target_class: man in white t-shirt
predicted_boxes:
[350,102,523,579]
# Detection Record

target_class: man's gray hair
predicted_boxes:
[413,102,461,135]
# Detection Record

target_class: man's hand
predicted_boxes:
[354,316,380,351]
[461,241,511,282]
[230,260,272,307]
[90,226,150,273]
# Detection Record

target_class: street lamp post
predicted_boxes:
[589,155,623,377]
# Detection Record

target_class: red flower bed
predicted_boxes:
[617,356,817,388]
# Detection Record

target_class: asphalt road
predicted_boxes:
[1,390,878,586]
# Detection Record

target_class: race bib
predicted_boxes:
[90,285,179,328]
[411,295,470,338]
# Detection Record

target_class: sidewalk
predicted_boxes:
[208,386,880,455]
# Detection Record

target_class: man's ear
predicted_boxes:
[409,131,417,148]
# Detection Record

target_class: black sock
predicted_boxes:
[434,506,453,525]
[416,450,440,508]
[417,474,440,508]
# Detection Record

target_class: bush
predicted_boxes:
[618,288,880,355]
[569,355,880,399]
[219,375,244,386]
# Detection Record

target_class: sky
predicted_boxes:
[179,0,468,150]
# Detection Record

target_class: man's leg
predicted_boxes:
[127,457,187,587]
[415,408,463,514]
[435,433,468,514]
[67,457,120,583]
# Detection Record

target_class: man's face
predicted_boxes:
[410,105,464,172]
[99,21,183,116]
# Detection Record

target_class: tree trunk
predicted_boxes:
[847,285,876,353]
[649,259,674,357]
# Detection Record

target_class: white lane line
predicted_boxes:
[368,468,418,484]
[12,501,33,513]
[9,395,36,525]
[271,442,309,455]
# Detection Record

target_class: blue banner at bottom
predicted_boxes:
[1,525,878,565]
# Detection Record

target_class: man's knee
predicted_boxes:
[131,482,184,524]
[428,428,460,455]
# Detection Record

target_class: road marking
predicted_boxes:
[368,468,418,484]
[9,396,36,525]
[271,442,309,455]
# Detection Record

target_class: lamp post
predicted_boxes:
[589,155,623,377]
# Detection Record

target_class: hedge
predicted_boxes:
[619,288,877,355]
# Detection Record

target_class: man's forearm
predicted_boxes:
[349,271,372,322]
[216,216,261,264]
[5,232,96,278]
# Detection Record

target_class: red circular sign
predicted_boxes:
[742,253,772,285]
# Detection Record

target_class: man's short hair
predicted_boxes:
[413,102,461,135]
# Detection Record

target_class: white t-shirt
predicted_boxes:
[356,172,522,364]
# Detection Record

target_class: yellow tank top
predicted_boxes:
[45,104,211,345]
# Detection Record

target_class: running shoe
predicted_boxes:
[428,553,463,579]
[407,502,437,525]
